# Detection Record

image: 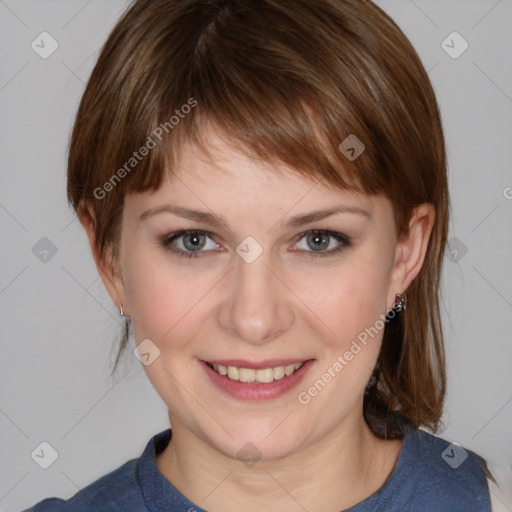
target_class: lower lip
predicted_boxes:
[200,359,315,401]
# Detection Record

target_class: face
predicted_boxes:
[111,131,406,461]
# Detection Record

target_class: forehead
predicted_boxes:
[125,135,391,234]
[140,130,376,213]
[180,130,363,192]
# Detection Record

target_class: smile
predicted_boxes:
[206,362,304,383]
[200,359,315,401]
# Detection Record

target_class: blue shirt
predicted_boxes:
[24,426,491,511]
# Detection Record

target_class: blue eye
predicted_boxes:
[160,229,351,259]
[161,230,219,258]
[294,230,351,257]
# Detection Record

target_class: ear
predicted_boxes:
[78,201,130,316]
[386,203,435,309]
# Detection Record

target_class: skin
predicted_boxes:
[81,129,435,512]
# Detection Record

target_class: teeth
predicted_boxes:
[227,366,239,381]
[211,362,304,383]
[273,366,285,380]
[256,368,274,383]
[239,368,255,382]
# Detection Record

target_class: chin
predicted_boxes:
[206,422,306,464]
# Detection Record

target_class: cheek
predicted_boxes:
[123,251,218,349]
[296,252,392,350]
[292,255,393,414]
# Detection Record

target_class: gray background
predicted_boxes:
[0,0,511,510]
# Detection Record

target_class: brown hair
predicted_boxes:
[67,0,449,439]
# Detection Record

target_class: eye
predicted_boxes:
[160,229,351,259]
[160,230,220,258]
[293,230,351,257]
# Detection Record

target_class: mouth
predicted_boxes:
[200,358,315,401]
[205,361,304,383]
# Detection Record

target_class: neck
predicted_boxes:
[156,411,403,512]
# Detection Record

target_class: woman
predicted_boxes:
[25,0,493,510]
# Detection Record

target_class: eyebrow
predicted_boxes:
[139,204,370,230]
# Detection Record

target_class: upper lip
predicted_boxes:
[202,359,311,370]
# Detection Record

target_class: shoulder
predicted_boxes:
[24,429,174,511]
[23,459,143,512]
[389,428,491,511]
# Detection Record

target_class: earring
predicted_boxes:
[120,303,125,317]
[394,292,407,313]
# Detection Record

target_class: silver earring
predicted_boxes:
[394,292,407,313]
[120,304,125,317]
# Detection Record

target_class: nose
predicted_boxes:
[217,254,295,346]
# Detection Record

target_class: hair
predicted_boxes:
[67,0,449,440]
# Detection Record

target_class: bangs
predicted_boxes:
[109,0,402,200]
[70,0,442,250]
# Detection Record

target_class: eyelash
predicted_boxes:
[159,229,352,259]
